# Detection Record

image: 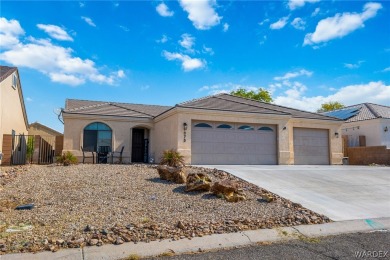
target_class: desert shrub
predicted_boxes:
[56,151,78,166]
[160,149,185,167]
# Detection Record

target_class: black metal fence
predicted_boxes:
[11,134,57,165]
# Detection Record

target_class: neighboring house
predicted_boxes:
[324,103,390,148]
[0,66,29,164]
[29,122,63,137]
[63,94,343,165]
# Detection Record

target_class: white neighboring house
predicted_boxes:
[324,103,390,148]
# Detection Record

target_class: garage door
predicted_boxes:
[293,128,329,165]
[191,122,277,165]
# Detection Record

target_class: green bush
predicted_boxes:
[56,151,78,166]
[160,149,185,167]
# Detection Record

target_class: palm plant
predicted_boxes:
[160,149,185,167]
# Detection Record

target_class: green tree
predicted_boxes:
[230,88,273,103]
[317,101,345,113]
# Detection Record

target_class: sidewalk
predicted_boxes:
[2,217,389,260]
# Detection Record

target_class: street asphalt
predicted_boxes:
[147,231,390,260]
[198,165,390,221]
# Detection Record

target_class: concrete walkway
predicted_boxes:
[2,218,389,260]
[199,165,390,221]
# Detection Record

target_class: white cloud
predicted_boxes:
[274,81,390,111]
[79,2,85,8]
[311,7,320,17]
[179,0,221,30]
[223,23,229,32]
[259,18,270,26]
[0,18,25,49]
[270,16,289,30]
[202,45,214,55]
[81,16,96,27]
[291,17,306,30]
[157,34,168,43]
[288,0,320,10]
[259,35,267,45]
[179,33,195,52]
[274,69,313,81]
[37,24,73,41]
[162,51,205,71]
[0,18,123,86]
[117,70,125,78]
[198,82,262,95]
[119,25,129,32]
[344,60,364,69]
[304,2,382,46]
[156,3,174,17]
[26,97,33,102]
[383,67,390,72]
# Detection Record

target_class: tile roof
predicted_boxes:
[64,99,172,118]
[323,103,390,122]
[0,66,17,83]
[177,93,341,121]
[64,94,341,121]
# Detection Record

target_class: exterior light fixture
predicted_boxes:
[335,132,339,138]
[183,122,188,142]
[385,126,388,132]
[283,126,287,130]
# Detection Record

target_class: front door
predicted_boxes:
[132,128,145,162]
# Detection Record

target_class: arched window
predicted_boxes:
[83,122,112,151]
[238,125,254,130]
[217,124,233,129]
[194,123,212,128]
[258,126,274,131]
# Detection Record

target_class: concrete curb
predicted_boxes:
[2,217,389,260]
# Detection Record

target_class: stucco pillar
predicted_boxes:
[278,121,293,165]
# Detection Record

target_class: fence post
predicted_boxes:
[33,135,41,164]
[1,134,13,166]
[55,136,64,157]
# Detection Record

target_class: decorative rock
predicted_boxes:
[89,239,99,246]
[157,165,187,184]
[212,180,246,202]
[84,225,95,232]
[185,173,212,192]
[115,237,124,245]
[261,193,275,203]
[177,221,185,230]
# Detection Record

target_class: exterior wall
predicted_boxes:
[341,119,386,147]
[152,112,179,163]
[380,119,390,148]
[63,114,154,163]
[0,71,28,164]
[164,109,342,165]
[29,123,63,137]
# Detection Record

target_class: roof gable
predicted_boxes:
[323,103,390,122]
[0,66,17,83]
[64,99,172,118]
[178,94,340,121]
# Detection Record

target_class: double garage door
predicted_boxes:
[191,122,277,165]
[191,122,330,165]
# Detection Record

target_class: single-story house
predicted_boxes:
[29,122,63,137]
[324,103,390,148]
[0,66,29,165]
[62,94,343,165]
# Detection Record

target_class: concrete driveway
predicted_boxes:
[198,165,390,221]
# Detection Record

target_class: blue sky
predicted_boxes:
[1,0,389,132]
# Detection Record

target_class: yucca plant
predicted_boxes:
[56,151,78,166]
[160,149,185,167]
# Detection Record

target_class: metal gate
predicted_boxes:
[11,134,56,165]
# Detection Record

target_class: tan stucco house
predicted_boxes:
[29,122,63,137]
[63,94,343,165]
[0,66,29,164]
[324,103,390,148]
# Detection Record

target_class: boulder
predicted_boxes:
[185,173,212,192]
[211,180,246,202]
[157,165,187,184]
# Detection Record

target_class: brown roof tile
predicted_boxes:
[0,66,17,83]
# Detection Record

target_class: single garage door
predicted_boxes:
[293,128,329,165]
[191,122,277,165]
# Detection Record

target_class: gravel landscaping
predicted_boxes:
[0,164,331,254]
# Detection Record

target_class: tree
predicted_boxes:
[230,88,273,103]
[317,101,345,113]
